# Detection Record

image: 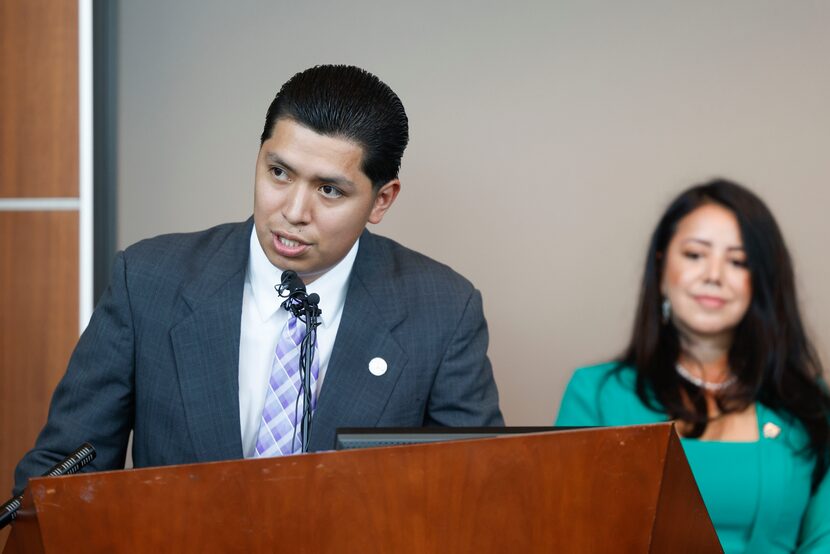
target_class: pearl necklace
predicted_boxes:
[675,363,737,392]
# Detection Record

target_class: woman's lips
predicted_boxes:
[694,295,726,309]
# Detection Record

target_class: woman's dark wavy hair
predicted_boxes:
[619,178,830,488]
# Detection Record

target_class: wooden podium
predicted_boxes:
[4,424,722,553]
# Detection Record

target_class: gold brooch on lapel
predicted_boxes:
[763,422,781,439]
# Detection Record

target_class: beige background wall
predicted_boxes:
[117,1,829,425]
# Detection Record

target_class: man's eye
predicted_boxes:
[270,167,289,180]
[319,184,343,198]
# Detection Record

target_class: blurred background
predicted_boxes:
[3,3,828,546]
[115,0,829,424]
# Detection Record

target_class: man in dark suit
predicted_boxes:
[13,65,502,494]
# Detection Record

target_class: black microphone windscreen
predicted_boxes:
[281,270,306,293]
[281,270,297,284]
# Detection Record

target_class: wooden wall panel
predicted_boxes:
[0,212,79,497]
[1,2,80,547]
[0,0,79,198]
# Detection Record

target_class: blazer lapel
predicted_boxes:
[308,231,409,451]
[744,403,790,551]
[169,219,252,462]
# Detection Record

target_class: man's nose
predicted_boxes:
[282,185,312,225]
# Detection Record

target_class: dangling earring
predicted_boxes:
[661,297,671,324]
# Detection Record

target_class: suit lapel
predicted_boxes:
[169,220,252,462]
[309,231,409,451]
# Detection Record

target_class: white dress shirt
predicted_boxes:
[238,227,358,458]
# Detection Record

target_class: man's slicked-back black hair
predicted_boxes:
[260,65,409,189]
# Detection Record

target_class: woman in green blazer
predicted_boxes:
[556,180,829,554]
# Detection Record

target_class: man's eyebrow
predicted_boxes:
[264,152,295,174]
[315,174,357,189]
[265,152,358,188]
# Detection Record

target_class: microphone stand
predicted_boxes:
[0,442,96,529]
[298,293,321,452]
[276,271,322,453]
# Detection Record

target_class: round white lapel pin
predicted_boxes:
[368,357,387,376]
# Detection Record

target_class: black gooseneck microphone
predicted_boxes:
[275,270,321,453]
[0,442,96,529]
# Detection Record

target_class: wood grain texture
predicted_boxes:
[0,4,81,550]
[0,212,79,499]
[651,431,723,552]
[7,425,721,553]
[0,0,78,198]
[2,491,42,554]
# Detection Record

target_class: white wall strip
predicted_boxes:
[0,198,81,210]
[79,0,94,332]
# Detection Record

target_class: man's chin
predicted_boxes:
[269,258,327,285]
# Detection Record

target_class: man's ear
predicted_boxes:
[368,179,401,224]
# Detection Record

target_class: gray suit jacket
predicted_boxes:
[14,219,502,493]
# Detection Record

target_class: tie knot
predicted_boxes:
[282,295,303,312]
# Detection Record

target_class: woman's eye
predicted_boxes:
[319,184,343,199]
[682,251,702,260]
[730,258,748,268]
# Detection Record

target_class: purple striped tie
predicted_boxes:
[253,315,319,457]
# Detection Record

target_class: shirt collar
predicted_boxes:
[247,226,359,326]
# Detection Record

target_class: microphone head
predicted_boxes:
[280,270,297,285]
[280,270,306,293]
[307,293,320,305]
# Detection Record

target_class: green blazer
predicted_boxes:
[556,363,830,554]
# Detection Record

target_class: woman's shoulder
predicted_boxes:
[568,361,638,393]
[557,361,665,426]
[757,403,813,452]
